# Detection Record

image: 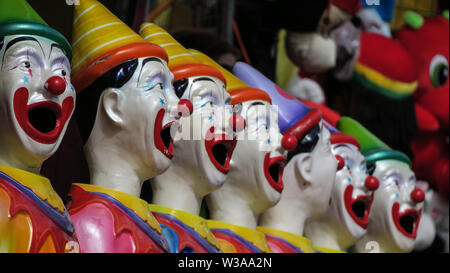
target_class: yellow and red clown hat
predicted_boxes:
[188,49,272,106]
[71,0,168,93]
[353,33,419,100]
[139,23,226,84]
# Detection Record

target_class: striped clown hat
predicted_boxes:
[188,49,271,106]
[338,117,411,167]
[71,0,168,93]
[233,62,322,141]
[139,23,226,84]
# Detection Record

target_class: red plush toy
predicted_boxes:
[397,11,449,202]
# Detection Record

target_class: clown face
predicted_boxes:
[101,57,180,176]
[330,143,377,239]
[292,124,337,218]
[369,160,423,252]
[0,35,75,168]
[227,101,286,210]
[172,76,236,191]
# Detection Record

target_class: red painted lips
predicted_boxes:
[154,109,175,159]
[263,153,286,193]
[205,127,237,174]
[344,185,374,229]
[13,87,74,144]
[392,203,422,239]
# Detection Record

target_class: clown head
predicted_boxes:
[0,0,75,171]
[304,120,380,249]
[227,91,288,210]
[141,25,237,207]
[72,0,183,189]
[234,62,337,233]
[344,117,425,253]
[201,58,297,224]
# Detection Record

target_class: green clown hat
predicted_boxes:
[337,117,411,167]
[0,0,72,62]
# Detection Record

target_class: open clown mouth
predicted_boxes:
[205,127,237,174]
[392,203,422,239]
[344,185,374,229]
[263,153,286,193]
[13,87,74,144]
[154,109,175,159]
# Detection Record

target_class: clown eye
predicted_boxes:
[24,61,31,69]
[61,70,67,76]
[430,55,448,87]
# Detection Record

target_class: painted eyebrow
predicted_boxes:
[2,36,45,67]
[4,36,45,57]
[249,102,265,107]
[49,43,65,58]
[138,57,164,83]
[334,144,350,149]
[193,77,215,83]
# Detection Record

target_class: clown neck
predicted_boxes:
[0,146,42,174]
[304,211,355,251]
[84,116,146,198]
[151,163,210,215]
[259,160,311,236]
[207,187,260,229]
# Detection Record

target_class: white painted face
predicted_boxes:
[0,35,75,167]
[293,125,337,218]
[228,101,286,211]
[330,143,373,239]
[369,160,422,252]
[100,57,179,176]
[173,76,235,191]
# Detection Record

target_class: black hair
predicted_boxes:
[367,163,376,176]
[287,124,321,162]
[75,58,139,144]
[173,78,189,99]
[325,76,417,159]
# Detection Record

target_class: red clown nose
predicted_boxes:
[177,99,193,117]
[365,176,379,191]
[281,134,298,151]
[411,188,425,204]
[229,114,246,133]
[336,155,346,171]
[45,76,66,96]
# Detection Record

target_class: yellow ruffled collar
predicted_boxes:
[149,204,221,250]
[0,165,65,213]
[73,183,162,234]
[313,245,346,253]
[208,220,272,253]
[257,226,315,253]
